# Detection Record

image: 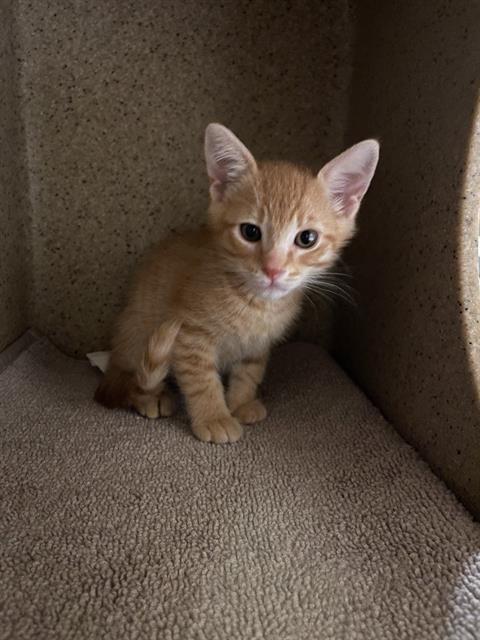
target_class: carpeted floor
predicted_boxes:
[0,336,479,639]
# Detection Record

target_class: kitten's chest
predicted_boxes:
[218,330,268,370]
[216,300,298,370]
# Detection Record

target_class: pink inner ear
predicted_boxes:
[205,124,257,202]
[208,155,234,201]
[332,176,365,217]
[209,177,227,201]
[320,140,379,218]
[209,157,229,185]
[207,156,240,202]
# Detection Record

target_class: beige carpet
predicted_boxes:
[0,336,479,639]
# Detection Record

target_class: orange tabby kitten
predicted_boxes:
[95,124,379,443]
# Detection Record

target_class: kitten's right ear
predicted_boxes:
[204,123,257,201]
[318,139,380,219]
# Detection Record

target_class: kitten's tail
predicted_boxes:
[135,319,181,393]
[94,319,181,409]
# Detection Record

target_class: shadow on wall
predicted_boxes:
[335,1,480,518]
[15,0,353,356]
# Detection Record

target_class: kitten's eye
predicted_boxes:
[295,229,318,249]
[240,223,262,242]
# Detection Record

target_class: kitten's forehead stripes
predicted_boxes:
[255,162,312,224]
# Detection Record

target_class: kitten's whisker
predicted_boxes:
[317,286,356,303]
[309,285,355,305]
[315,274,356,289]
[303,291,329,321]
[303,285,337,306]
[322,271,354,280]
[304,282,357,307]
[315,280,356,296]
[308,275,357,302]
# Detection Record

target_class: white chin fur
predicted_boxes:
[259,288,290,300]
[254,283,295,300]
[243,274,299,300]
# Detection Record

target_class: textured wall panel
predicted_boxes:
[337,1,480,517]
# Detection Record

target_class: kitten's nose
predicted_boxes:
[262,266,285,282]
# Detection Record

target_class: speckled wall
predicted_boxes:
[0,0,31,351]
[336,1,480,517]
[15,0,354,356]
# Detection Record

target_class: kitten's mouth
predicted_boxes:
[256,280,293,299]
[234,272,295,300]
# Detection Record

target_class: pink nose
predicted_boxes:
[262,266,285,281]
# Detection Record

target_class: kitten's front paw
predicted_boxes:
[193,415,243,444]
[233,399,267,424]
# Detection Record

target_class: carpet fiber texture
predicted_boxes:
[0,337,479,639]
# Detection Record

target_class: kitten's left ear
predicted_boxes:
[205,123,257,201]
[318,140,379,218]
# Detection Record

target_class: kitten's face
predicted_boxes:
[205,124,379,301]
[211,163,351,300]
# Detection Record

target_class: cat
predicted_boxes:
[95,123,379,443]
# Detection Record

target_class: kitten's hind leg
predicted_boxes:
[226,353,269,424]
[131,384,176,420]
[133,393,160,419]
